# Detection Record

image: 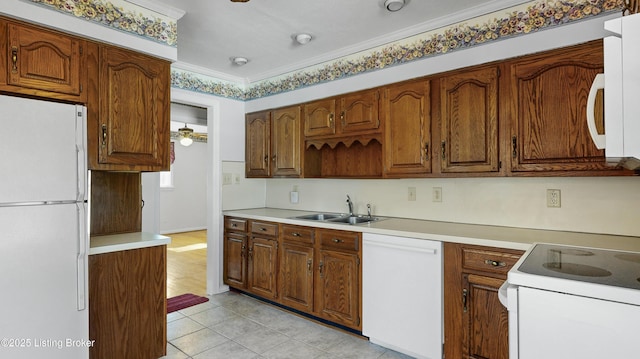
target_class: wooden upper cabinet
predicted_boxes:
[89,45,170,171]
[383,80,432,176]
[510,41,612,172]
[339,88,380,134]
[440,66,499,173]
[246,107,302,178]
[304,89,381,139]
[246,111,272,177]
[272,106,302,177]
[304,98,336,137]
[1,18,86,102]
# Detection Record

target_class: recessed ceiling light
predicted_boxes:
[384,0,405,12]
[231,57,248,66]
[295,33,312,45]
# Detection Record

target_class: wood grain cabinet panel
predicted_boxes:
[1,18,87,102]
[383,80,432,176]
[279,241,315,312]
[89,245,167,359]
[88,44,170,171]
[248,236,279,299]
[224,231,247,288]
[440,66,499,173]
[272,106,302,177]
[444,243,523,359]
[304,98,337,137]
[509,41,612,173]
[339,89,381,134]
[246,110,272,177]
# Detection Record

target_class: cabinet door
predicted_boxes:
[316,249,360,329]
[383,80,432,176]
[339,89,380,134]
[97,46,170,170]
[246,111,272,177]
[248,237,278,299]
[304,98,336,137]
[462,274,509,359]
[223,232,247,288]
[272,106,302,177]
[440,66,499,173]
[5,21,85,101]
[510,42,610,172]
[279,242,314,312]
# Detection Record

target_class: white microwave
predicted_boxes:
[587,13,640,170]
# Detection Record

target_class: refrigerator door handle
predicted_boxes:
[76,202,87,311]
[75,105,87,202]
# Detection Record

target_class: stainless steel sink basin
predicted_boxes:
[328,216,382,224]
[295,213,343,221]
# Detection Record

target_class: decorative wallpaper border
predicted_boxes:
[170,0,624,101]
[28,0,177,46]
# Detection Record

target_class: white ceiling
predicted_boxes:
[157,0,530,83]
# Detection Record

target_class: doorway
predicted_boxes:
[142,88,225,296]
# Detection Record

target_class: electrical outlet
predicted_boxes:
[547,189,561,208]
[433,187,442,202]
[408,187,416,201]
[223,173,232,186]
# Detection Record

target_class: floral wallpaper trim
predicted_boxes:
[28,0,177,46]
[171,69,246,101]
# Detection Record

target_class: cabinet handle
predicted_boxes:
[319,261,324,277]
[329,113,334,124]
[441,141,446,160]
[101,124,107,146]
[272,155,277,163]
[512,136,517,158]
[462,288,468,313]
[11,46,18,73]
[340,111,345,127]
[232,223,237,228]
[307,258,312,273]
[241,244,246,258]
[332,238,343,243]
[248,246,253,259]
[263,155,269,163]
[292,232,301,237]
[484,259,506,267]
[424,142,429,160]
[260,227,267,231]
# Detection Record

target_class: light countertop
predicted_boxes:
[89,232,171,255]
[223,208,640,253]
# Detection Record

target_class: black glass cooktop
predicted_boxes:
[518,244,640,290]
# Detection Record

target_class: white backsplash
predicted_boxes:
[262,176,640,237]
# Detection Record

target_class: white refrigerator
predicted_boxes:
[0,95,90,358]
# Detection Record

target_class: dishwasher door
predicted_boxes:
[363,233,442,359]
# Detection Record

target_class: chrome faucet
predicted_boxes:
[367,203,372,218]
[346,195,354,216]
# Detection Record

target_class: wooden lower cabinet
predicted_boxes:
[224,217,362,331]
[444,242,523,359]
[89,245,167,359]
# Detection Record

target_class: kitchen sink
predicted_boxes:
[294,213,343,221]
[294,213,384,225]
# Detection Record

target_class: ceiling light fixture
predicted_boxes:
[178,124,194,147]
[230,0,250,2]
[384,0,405,12]
[295,33,313,45]
[231,57,248,66]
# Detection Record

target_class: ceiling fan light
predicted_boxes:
[180,137,194,146]
[384,0,405,12]
[295,33,312,45]
[178,124,194,147]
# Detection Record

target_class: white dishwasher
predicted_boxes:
[363,233,442,359]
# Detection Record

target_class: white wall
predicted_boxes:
[159,137,207,233]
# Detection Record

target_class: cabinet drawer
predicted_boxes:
[317,229,360,252]
[281,225,314,245]
[462,247,522,274]
[225,217,247,232]
[251,221,278,237]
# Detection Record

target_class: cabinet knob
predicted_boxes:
[11,46,18,73]
[292,232,301,237]
[424,142,429,161]
[332,238,343,243]
[101,124,107,146]
[484,259,506,267]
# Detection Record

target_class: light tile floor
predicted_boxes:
[162,291,414,359]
